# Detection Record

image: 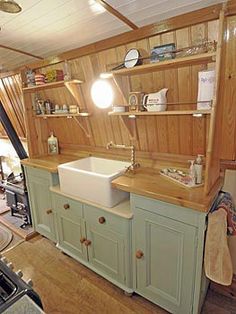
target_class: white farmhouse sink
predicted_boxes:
[58,157,130,207]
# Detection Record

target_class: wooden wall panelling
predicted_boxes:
[21,17,224,161]
[190,23,208,156]
[2,75,26,137]
[79,55,105,147]
[22,91,40,156]
[148,35,168,153]
[97,48,123,146]
[0,76,25,138]
[218,15,236,160]
[204,8,225,194]
[115,45,133,145]
[161,31,180,154]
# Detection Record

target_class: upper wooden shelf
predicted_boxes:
[22,79,83,92]
[35,113,90,118]
[109,52,216,76]
[108,110,212,116]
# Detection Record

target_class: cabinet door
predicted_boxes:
[134,207,197,314]
[86,222,126,285]
[27,175,56,241]
[54,194,87,261]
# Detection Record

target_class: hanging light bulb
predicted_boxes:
[0,0,22,14]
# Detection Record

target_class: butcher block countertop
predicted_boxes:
[112,167,223,213]
[21,154,80,172]
[21,155,222,212]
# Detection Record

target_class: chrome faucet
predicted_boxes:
[106,141,140,173]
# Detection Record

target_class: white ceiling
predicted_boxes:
[0,0,223,71]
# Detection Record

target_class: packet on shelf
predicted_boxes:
[69,105,79,114]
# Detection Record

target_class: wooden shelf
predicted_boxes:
[110,52,216,76]
[22,79,83,92]
[35,113,90,118]
[108,110,212,116]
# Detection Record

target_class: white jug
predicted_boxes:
[143,88,168,112]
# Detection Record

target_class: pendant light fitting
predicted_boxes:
[0,0,22,14]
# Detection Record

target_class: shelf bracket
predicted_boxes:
[119,116,138,141]
[73,116,93,139]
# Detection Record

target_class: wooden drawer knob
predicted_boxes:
[98,216,106,224]
[84,240,91,246]
[63,203,70,210]
[136,250,144,259]
[80,237,86,244]
[46,209,52,214]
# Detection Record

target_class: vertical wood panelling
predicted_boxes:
[218,15,236,160]
[21,19,229,160]
[0,74,26,138]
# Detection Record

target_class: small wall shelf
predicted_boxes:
[35,113,90,118]
[22,79,83,92]
[109,52,216,76]
[108,110,212,116]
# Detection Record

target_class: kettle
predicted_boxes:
[143,88,168,112]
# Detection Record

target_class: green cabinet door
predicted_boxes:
[86,222,126,285]
[26,173,56,241]
[53,194,87,261]
[134,207,197,314]
[84,204,128,285]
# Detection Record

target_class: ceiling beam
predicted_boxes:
[0,44,43,60]
[95,0,138,30]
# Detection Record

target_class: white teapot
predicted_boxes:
[143,88,168,112]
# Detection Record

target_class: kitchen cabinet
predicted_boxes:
[131,194,207,314]
[51,190,133,292]
[53,193,87,261]
[84,204,130,286]
[24,166,58,241]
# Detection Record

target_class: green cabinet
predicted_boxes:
[53,194,87,261]
[84,204,130,286]
[51,192,133,292]
[24,166,58,241]
[131,194,207,314]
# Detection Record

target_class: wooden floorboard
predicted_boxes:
[3,236,236,314]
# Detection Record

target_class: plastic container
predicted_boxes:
[48,132,59,155]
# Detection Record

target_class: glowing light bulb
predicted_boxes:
[91,79,114,109]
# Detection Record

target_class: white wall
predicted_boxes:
[223,170,236,274]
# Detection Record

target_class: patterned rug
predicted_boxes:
[0,224,12,251]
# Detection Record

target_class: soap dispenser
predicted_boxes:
[48,132,59,155]
[195,154,203,184]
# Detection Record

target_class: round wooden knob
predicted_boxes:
[80,237,86,244]
[84,240,91,246]
[98,217,106,224]
[64,203,70,210]
[136,250,144,259]
[46,209,52,214]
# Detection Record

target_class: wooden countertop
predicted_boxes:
[21,154,79,172]
[112,167,223,212]
[21,154,222,212]
[50,185,132,219]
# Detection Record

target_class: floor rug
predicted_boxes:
[0,224,12,251]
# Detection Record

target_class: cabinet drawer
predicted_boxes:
[84,204,128,234]
[53,193,83,218]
